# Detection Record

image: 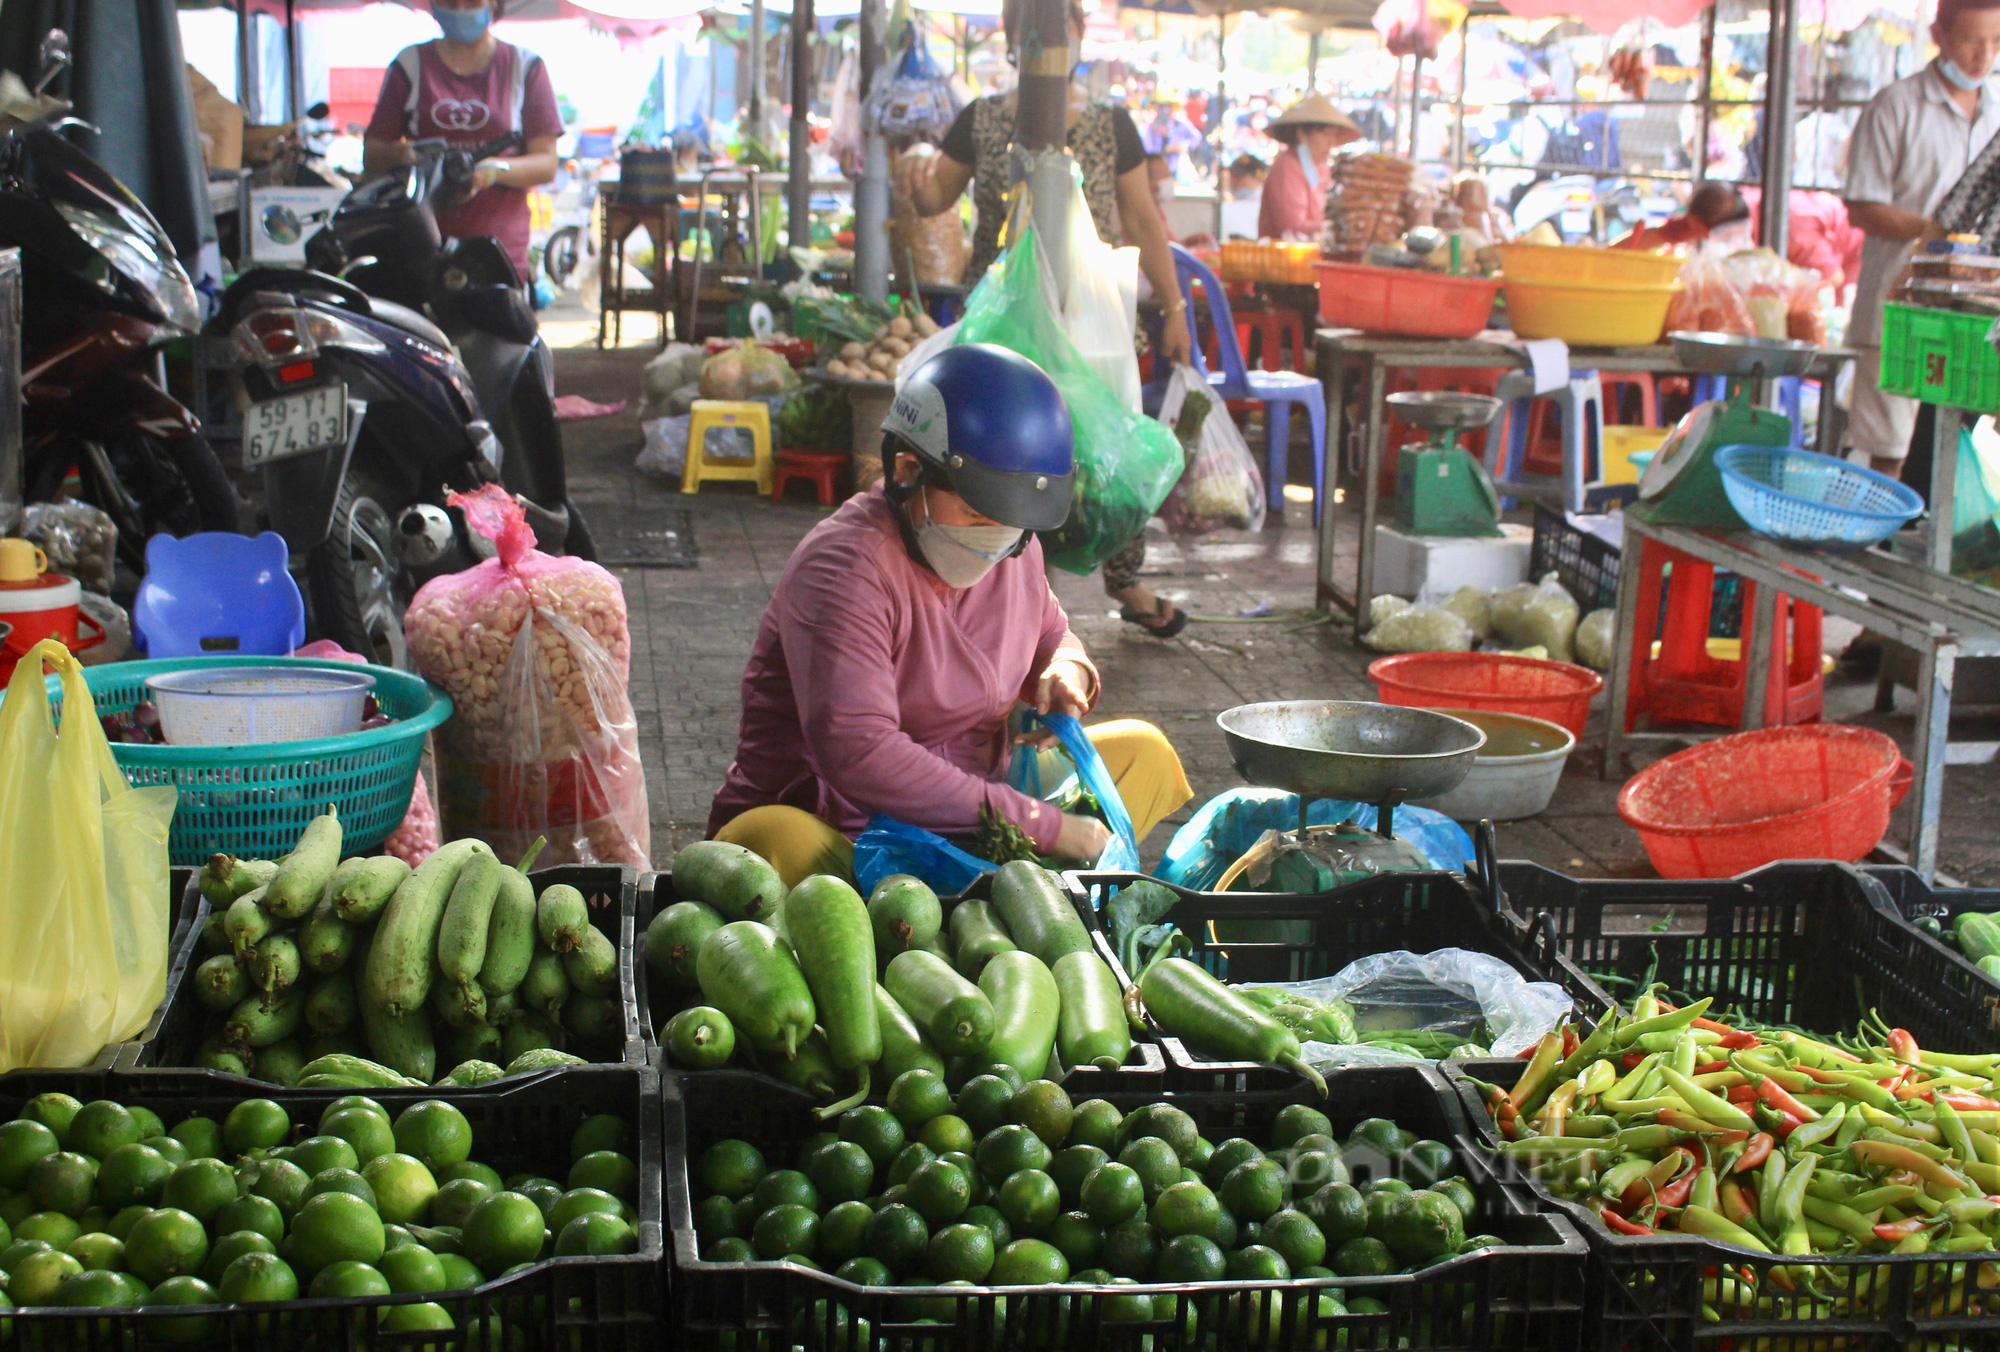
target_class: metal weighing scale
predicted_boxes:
[1388,391,1506,537]
[1213,702,1485,894]
[1632,331,1820,528]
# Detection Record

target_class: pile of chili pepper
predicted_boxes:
[1468,990,2000,1294]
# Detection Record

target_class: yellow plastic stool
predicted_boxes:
[682,400,775,495]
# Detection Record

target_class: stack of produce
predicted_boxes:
[1474,993,2000,1277]
[1912,910,2000,980]
[1322,155,1419,253]
[187,811,620,1088]
[822,310,942,383]
[0,1091,639,1332]
[646,852,1132,1107]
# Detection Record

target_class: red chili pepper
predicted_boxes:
[1733,1133,1774,1173]
[1888,1028,1920,1062]
[1653,1172,1697,1210]
[1748,1075,1821,1123]
[1692,1017,1735,1034]
[1769,1111,1802,1141]
[1936,1092,2000,1112]
[1602,1211,1654,1236]
[1713,1030,1762,1050]
[1562,1026,1579,1058]
[1873,1218,1930,1243]
[1726,1086,1758,1105]
[1719,1179,1757,1226]
[1694,1061,1734,1076]
[1621,1052,1648,1072]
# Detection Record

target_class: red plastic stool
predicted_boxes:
[1599,372,1660,427]
[1623,535,1823,732]
[773,448,846,506]
[1235,309,1307,373]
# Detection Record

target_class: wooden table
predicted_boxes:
[1310,329,1858,622]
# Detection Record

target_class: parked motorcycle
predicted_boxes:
[216,130,590,666]
[5,32,236,580]
[1511,173,1677,244]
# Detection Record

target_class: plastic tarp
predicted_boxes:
[1158,788,1476,892]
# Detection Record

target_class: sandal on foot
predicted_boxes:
[1119,600,1189,639]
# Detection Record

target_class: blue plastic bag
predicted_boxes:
[852,816,995,897]
[1007,713,1140,873]
[1158,789,1474,892]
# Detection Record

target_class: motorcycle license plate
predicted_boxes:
[243,384,346,466]
[1559,209,1593,236]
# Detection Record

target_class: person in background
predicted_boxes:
[1611,182,1749,251]
[364,0,561,279]
[1741,186,1865,290]
[1226,154,1269,201]
[1843,0,2000,480]
[1257,94,1363,241]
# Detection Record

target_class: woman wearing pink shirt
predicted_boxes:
[709,345,1192,886]
[1257,95,1362,241]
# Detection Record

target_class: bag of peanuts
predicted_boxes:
[404,485,649,868]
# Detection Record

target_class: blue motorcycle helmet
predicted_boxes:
[880,343,1075,532]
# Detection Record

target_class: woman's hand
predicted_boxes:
[1055,812,1114,863]
[1157,311,1193,366]
[1035,658,1094,717]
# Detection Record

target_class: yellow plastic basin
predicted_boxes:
[1503,277,1680,347]
[1497,243,1684,288]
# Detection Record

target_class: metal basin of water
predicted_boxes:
[1217,701,1485,805]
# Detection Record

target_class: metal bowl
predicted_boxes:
[1667,331,1819,378]
[1385,391,1505,434]
[1218,700,1486,805]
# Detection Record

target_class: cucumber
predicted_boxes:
[644,900,723,993]
[874,984,946,1084]
[868,875,942,956]
[477,867,538,996]
[330,856,413,923]
[266,808,343,919]
[504,1046,584,1076]
[366,838,488,1017]
[224,889,274,959]
[357,985,437,1083]
[297,1052,426,1089]
[664,1005,736,1070]
[562,923,619,999]
[535,885,591,954]
[1958,912,2000,965]
[884,950,994,1058]
[436,850,505,989]
[696,921,817,1061]
[754,1029,839,1101]
[673,840,785,924]
[202,855,279,907]
[917,930,955,968]
[193,954,250,1012]
[223,989,303,1050]
[1980,955,2000,983]
[977,951,1059,1081]
[947,900,1017,980]
[254,1040,308,1087]
[300,897,359,975]
[502,1016,565,1066]
[1053,951,1132,1073]
[786,876,881,1069]
[247,934,302,1004]
[303,971,358,1036]
[990,861,1091,967]
[429,975,489,1031]
[438,1020,503,1072]
[521,950,570,1018]
[562,992,623,1046]
[438,1059,505,1088]
[1139,957,1326,1096]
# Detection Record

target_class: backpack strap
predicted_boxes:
[391,44,425,137]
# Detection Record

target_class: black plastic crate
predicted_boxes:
[0,1062,661,1350]
[117,864,646,1093]
[1069,868,1615,1094]
[639,868,1166,1090]
[665,1064,1587,1352]
[1494,859,2000,1054]
[1856,865,2000,1037]
[1443,1055,2000,1352]
[1529,503,1743,636]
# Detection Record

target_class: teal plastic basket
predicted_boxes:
[5,656,451,864]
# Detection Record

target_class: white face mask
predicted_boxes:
[1942,58,1989,91]
[913,486,1022,589]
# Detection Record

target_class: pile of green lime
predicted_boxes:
[0,1091,641,1341]
[691,1067,1504,1309]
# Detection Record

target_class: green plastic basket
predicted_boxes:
[1879,302,2000,411]
[5,656,451,864]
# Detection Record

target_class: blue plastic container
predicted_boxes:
[1714,443,1923,552]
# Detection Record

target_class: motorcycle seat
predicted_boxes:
[365,297,452,351]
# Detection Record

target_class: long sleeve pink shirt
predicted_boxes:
[1258,145,1325,241]
[708,485,1096,852]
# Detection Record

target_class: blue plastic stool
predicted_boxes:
[1483,369,1604,513]
[134,532,306,658]
[1693,373,1805,447]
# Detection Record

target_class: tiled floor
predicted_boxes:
[548,324,2000,886]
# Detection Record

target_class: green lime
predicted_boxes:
[213,1194,285,1245]
[927,1221,995,1282]
[1011,1082,1075,1150]
[109,1203,152,1241]
[1347,1118,1415,1159]
[885,1143,936,1188]
[805,1141,874,1204]
[1154,1233,1225,1282]
[969,1062,1025,1093]
[379,1301,453,1342]
[1401,1139,1456,1188]
[1119,1104,1199,1165]
[937,1151,988,1206]
[705,1236,754,1262]
[308,1259,391,1298]
[954,1076,1015,1137]
[1219,1157,1289,1222]
[692,1194,744,1248]
[435,1253,486,1289]
[568,1149,639,1202]
[543,1187,620,1239]
[1048,1145,1109,1209]
[394,1102,474,1174]
[64,1232,123,1271]
[837,1108,906,1169]
[1460,1233,1506,1254]
[1380,1190,1465,1265]
[519,1179,564,1220]
[1114,1137,1180,1205]
[751,1169,820,1216]
[361,1154,440,1226]
[1210,1204,1238,1249]
[1150,1180,1221,1239]
[997,1169,1060,1235]
[319,1097,388,1129]
[818,1200,874,1264]
[1099,1218,1158,1279]
[70,1206,105,1235]
[127,1108,164,1142]
[1364,1186,1404,1239]
[148,1274,220,1344]
[961,1204,1011,1250]
[203,1230,276,1283]
[289,1191,386,1274]
[28,1152,96,1217]
[793,1133,838,1170]
[1204,1138,1263,1188]
[378,1243,447,1293]
[16,1210,82,1248]
[160,1158,238,1226]
[1098,1276,1152,1323]
[914,1114,975,1156]
[316,1108,395,1169]
[94,1144,173,1209]
[304,1167,378,1210]
[1261,1208,1327,1271]
[0,1238,52,1273]
[249,1158,311,1219]
[886,1070,952,1130]
[286,1135,360,1179]
[989,1237,1068,1285]
[0,1120,59,1189]
[0,1193,30,1228]
[1332,1235,1395,1278]
[1080,1162,1145,1226]
[1270,1105,1333,1150]
[8,1248,82,1304]
[1290,1146,1348,1194]
[222,1101,291,1157]
[168,1117,221,1161]
[68,1102,142,1160]
[1066,1100,1122,1152]
[1046,1210,1102,1270]
[863,1202,929,1277]
[835,1256,893,1286]
[570,1114,632,1162]
[977,1125,1052,1183]
[750,1203,817,1261]
[1226,1243,1290,1281]
[555,1212,635,1256]
[439,1160,504,1190]
[1188,1136,1215,1169]
[698,1140,767,1199]
[52,1267,148,1309]
[217,1250,299,1303]
[1430,1177,1478,1223]
[124,1207,211,1285]
[463,1192,547,1273]
[905,1159,971,1226]
[21,1094,82,1147]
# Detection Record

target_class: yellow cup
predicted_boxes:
[0,539,46,583]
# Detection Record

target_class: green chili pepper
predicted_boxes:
[1802,1194,1881,1243]
[1659,1065,1757,1132]
[1688,1165,1719,1212]
[1599,1157,1654,1202]
[1861,1127,1952,1160]
[1566,1113,1618,1138]
[1788,1101,1848,1150]
[1576,1060,1618,1096]
[1616,1124,1683,1152]
[1678,1203,1772,1252]
[1845,1185,1922,1212]
[1610,998,1713,1050]
[1774,1152,1816,1229]
[1600,1052,1663,1107]
[1835,1106,1868,1149]
[1759,1152,1788,1232]
[1936,1097,1980,1170]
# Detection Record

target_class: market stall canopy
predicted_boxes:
[1490,0,1709,31]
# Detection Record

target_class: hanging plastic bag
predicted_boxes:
[1665,246,1756,336]
[865,24,961,143]
[1157,365,1266,534]
[404,486,649,868]
[853,816,997,896]
[889,145,971,286]
[0,640,175,1069]
[955,187,1183,573]
[1038,169,1143,414]
[1157,788,1473,892]
[1373,0,1466,60]
[827,45,863,178]
[1006,712,1140,873]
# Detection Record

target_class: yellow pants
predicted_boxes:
[715,719,1193,888]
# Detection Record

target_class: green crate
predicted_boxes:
[1880,302,2000,411]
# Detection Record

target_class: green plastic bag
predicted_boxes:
[955,225,1184,574]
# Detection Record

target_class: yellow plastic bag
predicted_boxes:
[0,639,175,1069]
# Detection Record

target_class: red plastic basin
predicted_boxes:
[1368,652,1603,740]
[1315,262,1501,340]
[1616,724,1901,879]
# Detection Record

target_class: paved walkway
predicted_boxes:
[548,325,2000,887]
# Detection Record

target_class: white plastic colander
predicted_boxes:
[144,666,376,746]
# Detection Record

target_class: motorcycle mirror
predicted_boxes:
[307,101,330,120]
[35,29,69,95]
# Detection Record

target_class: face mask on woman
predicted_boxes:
[913,487,1022,589]
[434,2,492,43]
